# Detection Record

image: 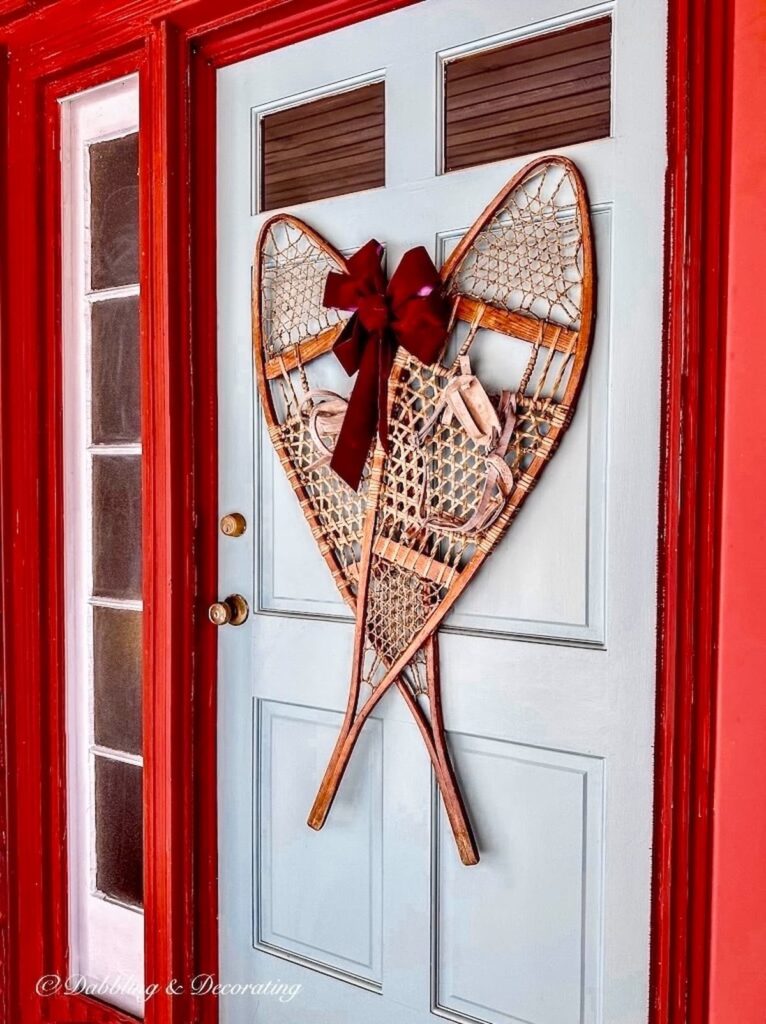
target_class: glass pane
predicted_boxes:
[91,297,140,444]
[94,756,143,907]
[89,133,139,290]
[92,455,142,600]
[93,606,142,755]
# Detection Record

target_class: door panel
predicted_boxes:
[216,2,666,1022]
[435,737,604,1024]
[256,701,383,986]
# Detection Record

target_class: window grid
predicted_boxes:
[84,133,143,907]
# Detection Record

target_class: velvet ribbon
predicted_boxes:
[323,239,450,490]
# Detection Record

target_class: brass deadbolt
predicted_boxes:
[208,593,249,626]
[220,512,247,537]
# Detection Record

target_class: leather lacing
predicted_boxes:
[299,354,517,534]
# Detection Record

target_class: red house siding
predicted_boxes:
[709,2,766,1021]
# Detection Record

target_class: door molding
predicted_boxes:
[651,3,733,1023]
[0,2,733,1023]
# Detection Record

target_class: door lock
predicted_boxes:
[220,512,247,537]
[208,593,249,626]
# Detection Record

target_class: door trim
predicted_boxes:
[0,2,734,1023]
[651,3,733,1022]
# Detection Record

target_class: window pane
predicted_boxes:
[92,455,142,600]
[89,133,139,290]
[444,17,612,172]
[91,296,141,444]
[261,82,385,211]
[93,606,142,755]
[95,756,143,907]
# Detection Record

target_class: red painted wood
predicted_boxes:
[194,0,418,67]
[45,994,140,1024]
[650,2,733,1024]
[2,59,53,1024]
[0,48,9,1024]
[42,64,69,1022]
[708,2,766,1021]
[188,48,220,1024]
[0,0,44,29]
[0,0,418,76]
[141,22,197,1024]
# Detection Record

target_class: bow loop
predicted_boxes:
[322,240,449,490]
[323,238,386,315]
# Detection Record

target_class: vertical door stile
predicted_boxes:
[142,22,199,1024]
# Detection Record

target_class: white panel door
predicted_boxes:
[216,2,666,1023]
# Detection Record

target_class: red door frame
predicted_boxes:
[0,2,734,1023]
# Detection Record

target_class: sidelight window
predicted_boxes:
[61,76,144,1017]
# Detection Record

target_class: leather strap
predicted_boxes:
[418,355,501,446]
[300,389,349,470]
[423,387,517,536]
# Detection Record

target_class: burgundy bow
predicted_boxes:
[323,239,450,490]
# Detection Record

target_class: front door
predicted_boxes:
[215,2,666,1022]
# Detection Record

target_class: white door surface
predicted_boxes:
[216,2,666,1022]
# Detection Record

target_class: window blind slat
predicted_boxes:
[264,123,384,166]
[447,18,611,81]
[447,55,611,110]
[265,153,385,191]
[263,91,384,141]
[447,115,611,168]
[447,73,611,127]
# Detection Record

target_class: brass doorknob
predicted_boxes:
[220,512,247,537]
[208,593,249,626]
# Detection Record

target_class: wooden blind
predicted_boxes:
[260,82,385,211]
[444,17,611,172]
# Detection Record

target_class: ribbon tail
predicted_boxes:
[332,316,365,377]
[329,337,381,491]
[377,332,395,453]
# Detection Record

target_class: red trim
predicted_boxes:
[141,22,199,1024]
[0,1,739,1023]
[188,46,220,1015]
[195,0,419,66]
[2,59,53,1024]
[0,47,10,1024]
[41,62,72,1024]
[651,3,733,1023]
